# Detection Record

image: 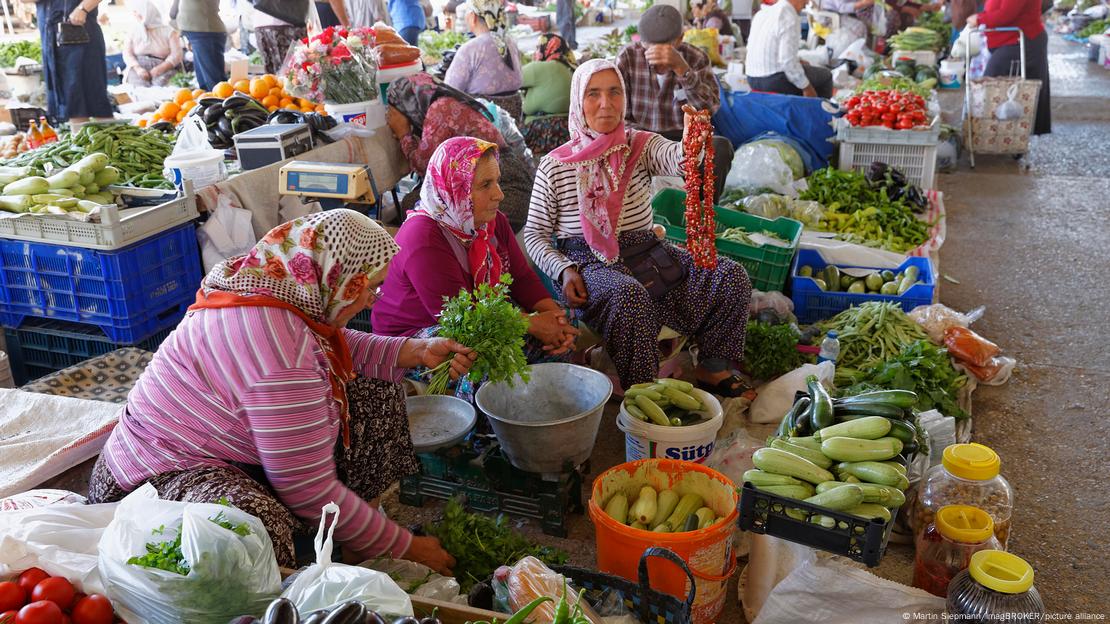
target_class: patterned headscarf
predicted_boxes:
[413,137,504,286]
[467,0,513,68]
[535,33,577,68]
[191,210,400,447]
[387,72,493,137]
[548,59,651,263]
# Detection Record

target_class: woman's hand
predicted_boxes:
[404,535,456,576]
[137,67,152,82]
[419,337,477,379]
[965,14,979,28]
[528,310,579,355]
[681,104,712,148]
[561,267,589,308]
[68,6,87,25]
[386,107,411,141]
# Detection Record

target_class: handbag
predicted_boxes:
[56,20,90,46]
[621,238,687,300]
[250,0,311,27]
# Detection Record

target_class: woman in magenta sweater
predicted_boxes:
[968,0,1051,134]
[373,137,578,368]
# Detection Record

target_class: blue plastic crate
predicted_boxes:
[0,223,202,342]
[790,249,935,324]
[347,309,373,333]
[4,317,175,385]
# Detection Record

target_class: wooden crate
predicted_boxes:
[411,596,505,624]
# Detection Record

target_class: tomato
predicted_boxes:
[898,119,914,129]
[29,580,73,612]
[0,583,24,613]
[15,601,62,624]
[2,611,19,624]
[15,572,48,599]
[70,596,113,624]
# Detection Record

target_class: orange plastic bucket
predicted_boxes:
[588,459,739,624]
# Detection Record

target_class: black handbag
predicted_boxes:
[250,0,311,27]
[56,20,90,46]
[621,238,687,300]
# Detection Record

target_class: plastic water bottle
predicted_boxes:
[817,331,840,364]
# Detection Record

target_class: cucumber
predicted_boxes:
[2,176,50,196]
[653,490,680,528]
[743,469,804,487]
[837,461,909,488]
[807,375,834,430]
[846,503,892,522]
[604,494,629,524]
[630,486,658,525]
[757,484,816,500]
[821,436,903,462]
[770,438,833,469]
[816,416,892,441]
[803,484,864,511]
[753,447,835,485]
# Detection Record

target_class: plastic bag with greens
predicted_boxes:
[745,137,806,180]
[725,144,797,197]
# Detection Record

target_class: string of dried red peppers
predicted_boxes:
[683,110,717,270]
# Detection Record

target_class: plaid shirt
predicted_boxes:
[617,42,721,135]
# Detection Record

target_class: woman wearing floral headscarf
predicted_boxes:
[521,33,575,156]
[523,60,752,394]
[89,210,472,575]
[445,0,524,121]
[374,137,577,361]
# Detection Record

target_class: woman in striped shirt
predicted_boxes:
[88,210,473,575]
[523,59,752,394]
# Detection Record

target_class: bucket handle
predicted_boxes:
[637,547,698,617]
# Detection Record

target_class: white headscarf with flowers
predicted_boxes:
[202,210,399,324]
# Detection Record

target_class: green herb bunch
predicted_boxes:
[743,320,807,380]
[837,339,969,418]
[424,498,568,591]
[425,275,531,395]
[126,501,254,576]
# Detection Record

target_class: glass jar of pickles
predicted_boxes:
[947,550,1044,622]
[914,443,1013,547]
[913,505,1002,597]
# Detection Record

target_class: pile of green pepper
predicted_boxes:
[800,168,932,253]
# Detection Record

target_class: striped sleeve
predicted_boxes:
[641,133,685,178]
[523,157,577,281]
[243,367,413,560]
[344,330,407,382]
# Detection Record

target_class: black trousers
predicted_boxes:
[748,65,834,100]
[986,31,1051,135]
[660,130,734,204]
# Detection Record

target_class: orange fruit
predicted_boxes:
[176,109,187,122]
[158,101,181,119]
[269,86,283,98]
[300,103,315,112]
[284,103,300,111]
[279,97,293,108]
[181,100,197,112]
[267,104,279,112]
[213,81,234,98]
[233,79,251,94]
[249,78,269,99]
[315,105,327,113]
[174,88,193,105]
[263,74,278,89]
[137,117,148,128]
[261,94,279,108]
[192,88,205,98]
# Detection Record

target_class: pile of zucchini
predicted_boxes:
[0,153,117,215]
[799,263,922,295]
[621,378,707,427]
[746,382,921,526]
[603,485,722,533]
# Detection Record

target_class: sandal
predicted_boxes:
[697,374,751,398]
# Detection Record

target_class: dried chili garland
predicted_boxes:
[683,110,717,270]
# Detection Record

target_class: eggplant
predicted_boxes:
[262,598,299,624]
[199,97,224,108]
[418,619,441,624]
[205,105,226,125]
[321,602,366,624]
[300,611,329,624]
[391,618,420,624]
[217,116,233,136]
[225,617,256,624]
[149,121,175,133]
[361,612,386,624]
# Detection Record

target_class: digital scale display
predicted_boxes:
[295,172,341,193]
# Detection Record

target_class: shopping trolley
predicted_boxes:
[963,27,1043,166]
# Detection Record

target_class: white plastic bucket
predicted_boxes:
[616,388,724,464]
[162,150,226,191]
[325,99,387,130]
[939,59,965,89]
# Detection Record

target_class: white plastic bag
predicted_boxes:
[994,83,1024,120]
[907,304,986,344]
[197,191,257,272]
[360,559,467,604]
[725,144,797,197]
[952,27,982,59]
[0,501,119,596]
[169,116,219,161]
[282,503,413,616]
[98,485,283,624]
[749,362,834,424]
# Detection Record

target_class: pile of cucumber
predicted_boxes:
[799,264,922,295]
[603,485,722,533]
[621,378,707,427]
[0,153,117,215]
[745,382,922,525]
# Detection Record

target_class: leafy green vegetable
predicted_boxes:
[837,340,969,418]
[425,498,568,590]
[426,275,531,394]
[800,168,931,253]
[127,524,191,575]
[1078,19,1110,38]
[914,11,953,47]
[855,73,933,98]
[169,71,196,88]
[418,30,469,64]
[0,40,42,67]
[743,320,808,380]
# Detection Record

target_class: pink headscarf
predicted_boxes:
[549,59,651,263]
[412,137,504,286]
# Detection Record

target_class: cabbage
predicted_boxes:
[747,139,805,180]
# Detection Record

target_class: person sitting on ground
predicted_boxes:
[372,137,577,367]
[523,59,752,395]
[88,210,474,574]
[445,0,524,122]
[691,0,735,36]
[521,33,576,156]
[616,5,733,202]
[746,0,834,99]
[123,0,184,86]
[386,72,533,230]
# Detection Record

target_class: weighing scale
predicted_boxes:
[279,161,382,219]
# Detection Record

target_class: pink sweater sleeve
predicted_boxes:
[243,367,413,560]
[344,330,408,382]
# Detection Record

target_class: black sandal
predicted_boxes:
[697,374,752,398]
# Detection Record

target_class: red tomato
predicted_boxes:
[0,583,25,613]
[15,601,62,624]
[15,572,48,599]
[2,611,19,624]
[69,596,113,624]
[29,580,73,612]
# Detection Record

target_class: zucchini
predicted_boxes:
[834,390,918,409]
[662,493,704,532]
[824,266,841,292]
[787,397,813,437]
[630,520,647,530]
[625,403,649,421]
[757,484,816,500]
[815,481,906,507]
[695,507,716,529]
[837,461,909,488]
[682,513,700,532]
[625,388,662,401]
[879,461,908,475]
[821,436,903,462]
[770,438,833,469]
[743,469,804,487]
[846,503,892,522]
[653,490,680,528]
[94,166,121,187]
[787,436,822,452]
[653,523,671,533]
[843,474,862,483]
[816,416,892,442]
[663,387,702,410]
[657,378,695,392]
[807,375,835,429]
[834,403,906,419]
[72,152,110,173]
[630,486,658,525]
[803,484,864,511]
[604,493,629,524]
[2,176,50,196]
[0,165,31,186]
[886,419,918,445]
[753,447,835,485]
[79,170,96,186]
[46,170,81,189]
[0,194,33,212]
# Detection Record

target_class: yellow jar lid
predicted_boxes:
[969,550,1035,594]
[942,443,1001,480]
[936,505,994,543]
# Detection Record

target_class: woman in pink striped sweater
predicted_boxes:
[88,210,473,575]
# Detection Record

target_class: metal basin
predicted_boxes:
[475,363,613,475]
[406,395,476,454]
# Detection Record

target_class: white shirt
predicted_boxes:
[746,0,810,90]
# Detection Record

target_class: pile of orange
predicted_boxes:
[136,74,325,128]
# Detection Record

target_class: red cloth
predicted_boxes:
[371,211,552,337]
[978,0,1045,49]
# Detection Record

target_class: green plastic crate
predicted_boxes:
[651,189,804,292]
